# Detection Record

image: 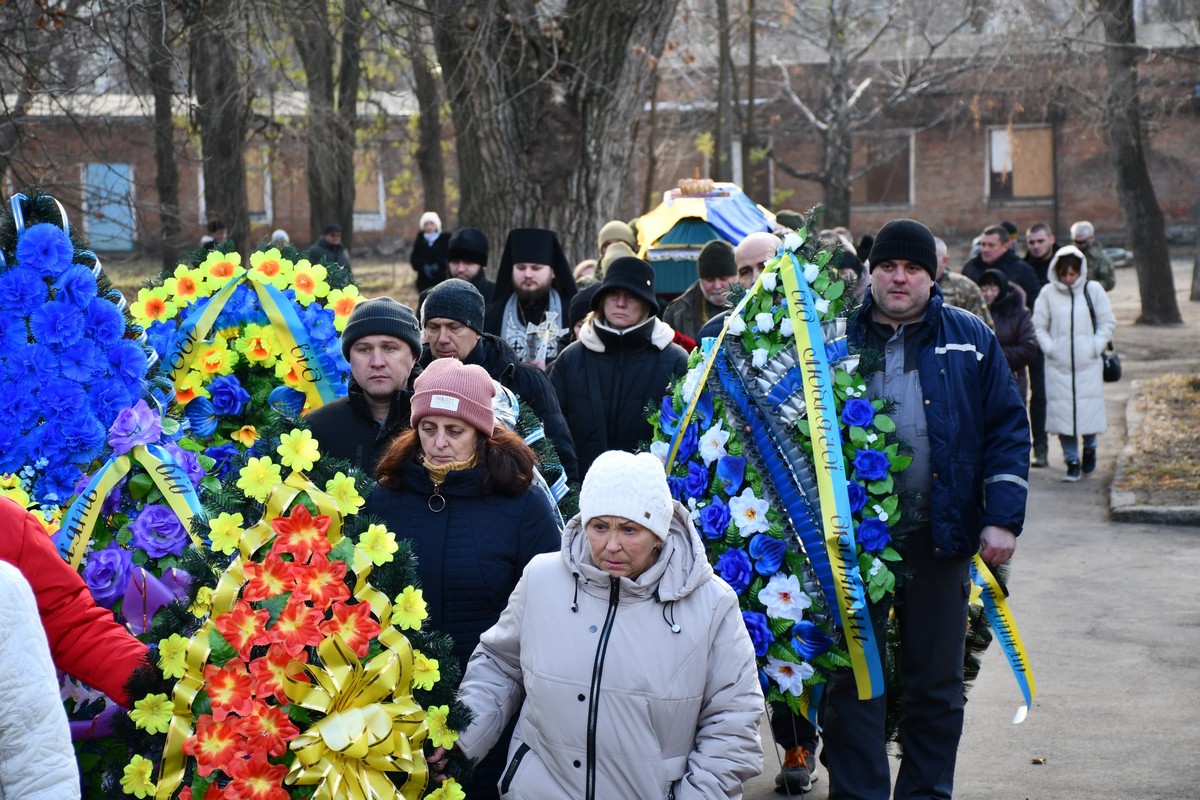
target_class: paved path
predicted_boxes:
[745,256,1200,798]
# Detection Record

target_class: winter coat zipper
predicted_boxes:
[586,577,621,800]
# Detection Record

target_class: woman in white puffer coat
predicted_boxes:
[433,450,764,800]
[1032,246,1116,482]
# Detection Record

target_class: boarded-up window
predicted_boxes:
[989,127,1054,200]
[354,149,381,214]
[851,134,911,205]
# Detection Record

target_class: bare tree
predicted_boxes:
[424,0,680,263]
[401,9,448,221]
[1095,0,1182,324]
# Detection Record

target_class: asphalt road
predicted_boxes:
[745,256,1200,799]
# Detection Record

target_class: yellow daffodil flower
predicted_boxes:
[195,338,238,376]
[130,286,177,328]
[248,247,295,289]
[235,323,280,367]
[325,285,361,331]
[174,370,210,405]
[277,429,320,472]
[230,425,258,447]
[190,586,214,618]
[163,264,203,305]
[291,259,330,305]
[237,456,282,502]
[198,249,245,292]
[129,693,173,734]
[208,511,245,555]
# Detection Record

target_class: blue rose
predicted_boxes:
[205,443,242,479]
[852,448,891,482]
[742,611,774,657]
[715,548,754,594]
[846,480,868,513]
[676,422,701,464]
[749,534,788,575]
[82,545,133,608]
[716,456,746,495]
[208,374,250,416]
[683,461,709,500]
[130,504,189,559]
[699,496,732,540]
[840,398,876,429]
[667,475,687,502]
[856,518,891,554]
[791,620,833,660]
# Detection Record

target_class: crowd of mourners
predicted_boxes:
[2,205,1120,799]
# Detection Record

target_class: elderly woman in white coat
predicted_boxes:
[1032,246,1116,482]
[432,450,764,799]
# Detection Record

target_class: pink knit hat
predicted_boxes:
[410,358,496,435]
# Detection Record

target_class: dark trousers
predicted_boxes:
[822,529,971,799]
[771,700,820,753]
[1028,351,1047,450]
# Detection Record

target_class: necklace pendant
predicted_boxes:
[428,491,446,513]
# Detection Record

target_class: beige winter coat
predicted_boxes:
[456,503,764,799]
[1032,246,1115,437]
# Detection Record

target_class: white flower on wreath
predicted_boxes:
[868,557,884,577]
[698,422,730,466]
[783,231,804,252]
[680,365,704,407]
[755,312,775,333]
[803,262,821,284]
[779,317,794,338]
[758,573,812,621]
[765,656,814,696]
[752,348,769,369]
[649,440,670,466]
[727,315,747,335]
[814,297,830,315]
[760,271,778,292]
[729,487,770,536]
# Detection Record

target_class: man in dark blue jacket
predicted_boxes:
[824,219,1030,800]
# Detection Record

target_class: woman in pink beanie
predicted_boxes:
[365,356,562,800]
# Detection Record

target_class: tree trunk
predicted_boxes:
[411,39,447,220]
[641,68,661,216]
[187,2,250,251]
[1096,0,1182,325]
[146,0,183,269]
[714,0,734,182]
[290,0,363,249]
[426,0,680,264]
[822,125,853,228]
[741,0,761,202]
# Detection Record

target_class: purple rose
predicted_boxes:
[856,518,891,554]
[164,442,206,490]
[699,496,732,540]
[108,400,163,455]
[130,504,189,558]
[847,480,867,513]
[73,473,125,515]
[82,545,133,607]
[715,548,753,594]
[852,448,891,482]
[791,620,833,660]
[749,534,788,576]
[208,374,250,416]
[742,611,774,657]
[683,461,709,500]
[840,398,876,429]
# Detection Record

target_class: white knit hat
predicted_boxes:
[579,451,674,540]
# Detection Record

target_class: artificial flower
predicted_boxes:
[230,425,258,447]
[213,599,272,658]
[841,398,876,429]
[223,750,290,800]
[175,370,209,405]
[428,778,467,800]
[194,338,237,376]
[130,286,177,327]
[248,248,293,289]
[412,650,441,691]
[325,471,365,515]
[130,504,189,558]
[249,644,310,704]
[765,656,814,696]
[426,705,459,749]
[108,400,164,456]
[391,585,428,630]
[752,347,769,368]
[269,503,332,562]
[129,692,173,734]
[357,522,398,566]
[242,551,296,601]
[16,223,73,276]
[856,517,891,554]
[158,633,191,679]
[236,324,280,366]
[208,511,245,555]
[181,714,245,777]
[649,440,670,466]
[742,610,773,656]
[290,259,329,305]
[758,573,812,621]
[319,600,382,658]
[755,311,775,333]
[760,271,779,292]
[715,548,753,594]
[197,249,244,291]
[190,585,215,617]
[779,316,794,338]
[277,428,320,472]
[715,455,746,495]
[729,487,770,536]
[748,533,787,575]
[791,620,834,660]
[268,597,325,657]
[727,314,746,335]
[207,373,251,416]
[236,702,300,757]
[291,552,350,608]
[164,264,203,304]
[325,285,361,330]
[852,448,891,482]
[698,495,732,540]
[803,261,821,284]
[204,660,257,721]
[185,396,219,437]
[698,421,730,466]
[120,754,156,798]
[237,456,283,503]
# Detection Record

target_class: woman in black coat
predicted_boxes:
[978,268,1039,403]
[410,211,451,291]
[365,357,561,800]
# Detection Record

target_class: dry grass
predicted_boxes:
[1114,375,1200,505]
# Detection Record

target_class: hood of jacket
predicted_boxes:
[1045,245,1089,293]
[578,315,676,353]
[561,501,713,604]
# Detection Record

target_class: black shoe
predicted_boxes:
[775,746,815,793]
[1032,444,1049,468]
[1062,461,1081,482]
[1082,448,1097,475]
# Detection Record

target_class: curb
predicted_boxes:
[1110,378,1200,526]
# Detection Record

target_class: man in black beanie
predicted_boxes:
[445,227,494,303]
[419,279,578,482]
[662,239,737,340]
[307,297,421,473]
[823,218,1031,800]
[549,257,688,475]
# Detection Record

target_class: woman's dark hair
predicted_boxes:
[1055,254,1083,275]
[375,425,538,496]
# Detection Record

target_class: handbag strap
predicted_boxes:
[1082,279,1098,334]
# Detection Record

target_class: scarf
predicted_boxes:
[500,290,565,363]
[421,453,478,485]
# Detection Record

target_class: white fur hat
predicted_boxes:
[580,451,674,540]
[419,211,442,231]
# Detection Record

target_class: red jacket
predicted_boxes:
[0,496,147,706]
